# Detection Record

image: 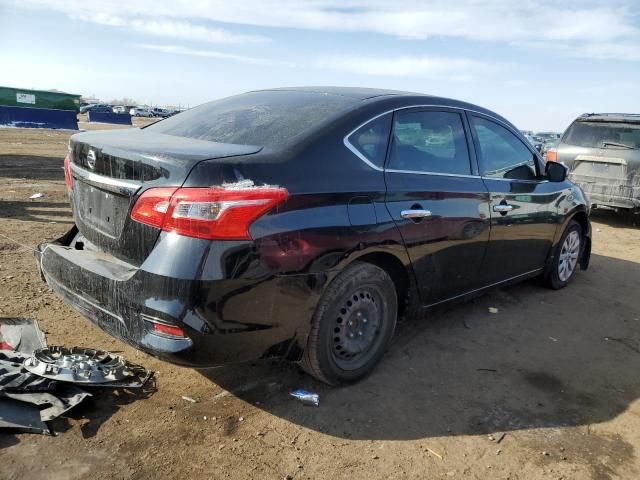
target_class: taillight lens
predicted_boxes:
[545,148,557,163]
[151,322,185,337]
[130,187,178,228]
[63,154,73,190]
[130,185,288,240]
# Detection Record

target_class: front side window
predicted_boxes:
[346,113,392,168]
[388,110,471,174]
[471,116,537,180]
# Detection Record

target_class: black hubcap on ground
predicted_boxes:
[331,288,382,369]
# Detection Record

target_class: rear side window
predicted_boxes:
[346,114,392,168]
[388,110,471,174]
[146,91,357,148]
[563,121,640,149]
[471,116,537,180]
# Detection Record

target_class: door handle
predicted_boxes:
[401,209,432,219]
[493,204,514,213]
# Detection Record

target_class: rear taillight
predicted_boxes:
[151,322,185,337]
[130,185,288,240]
[63,154,73,190]
[130,187,178,229]
[545,148,557,163]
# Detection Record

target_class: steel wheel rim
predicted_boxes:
[331,286,384,370]
[558,230,580,282]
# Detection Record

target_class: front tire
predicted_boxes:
[546,220,583,289]
[301,262,397,385]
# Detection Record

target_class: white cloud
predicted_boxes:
[15,1,640,40]
[63,8,270,44]
[517,40,640,61]
[140,44,487,80]
[11,0,640,61]
[317,55,488,81]
[127,19,269,44]
[137,44,292,66]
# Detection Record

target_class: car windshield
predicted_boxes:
[146,90,358,147]
[563,121,640,149]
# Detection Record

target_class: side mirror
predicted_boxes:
[545,161,567,182]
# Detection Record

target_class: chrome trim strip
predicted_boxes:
[481,176,549,184]
[343,136,384,171]
[343,110,390,172]
[386,169,479,179]
[343,103,535,173]
[423,268,544,308]
[70,163,141,196]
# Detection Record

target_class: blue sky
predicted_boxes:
[0,0,639,131]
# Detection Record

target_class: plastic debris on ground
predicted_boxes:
[493,432,506,443]
[425,446,443,459]
[0,318,47,353]
[0,318,153,435]
[0,397,51,435]
[290,389,320,407]
[488,307,499,314]
[29,192,45,200]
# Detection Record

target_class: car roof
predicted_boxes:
[576,113,640,124]
[250,86,517,130]
[253,86,417,100]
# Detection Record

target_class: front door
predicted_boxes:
[468,114,562,283]
[384,108,491,305]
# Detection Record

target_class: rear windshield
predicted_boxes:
[563,121,640,149]
[145,90,358,147]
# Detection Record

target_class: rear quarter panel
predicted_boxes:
[181,111,415,357]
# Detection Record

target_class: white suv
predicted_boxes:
[130,106,154,117]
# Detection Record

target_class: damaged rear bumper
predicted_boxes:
[35,227,316,367]
[571,178,640,211]
[35,230,195,362]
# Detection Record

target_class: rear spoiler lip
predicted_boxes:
[69,129,264,160]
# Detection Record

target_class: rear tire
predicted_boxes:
[301,262,397,385]
[545,220,583,290]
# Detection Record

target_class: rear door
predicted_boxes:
[384,108,491,305]
[468,114,561,283]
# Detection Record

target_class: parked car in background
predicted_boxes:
[37,87,591,385]
[525,134,545,153]
[536,132,560,157]
[130,106,154,117]
[112,106,127,114]
[151,107,171,118]
[537,132,561,143]
[552,113,640,213]
[80,104,112,114]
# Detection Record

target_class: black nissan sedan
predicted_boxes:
[36,87,591,385]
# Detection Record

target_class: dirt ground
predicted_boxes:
[1,121,640,480]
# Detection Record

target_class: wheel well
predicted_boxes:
[571,211,592,269]
[354,252,410,315]
[572,211,589,237]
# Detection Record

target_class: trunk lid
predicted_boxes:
[68,128,261,265]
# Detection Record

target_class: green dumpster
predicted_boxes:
[0,86,81,112]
